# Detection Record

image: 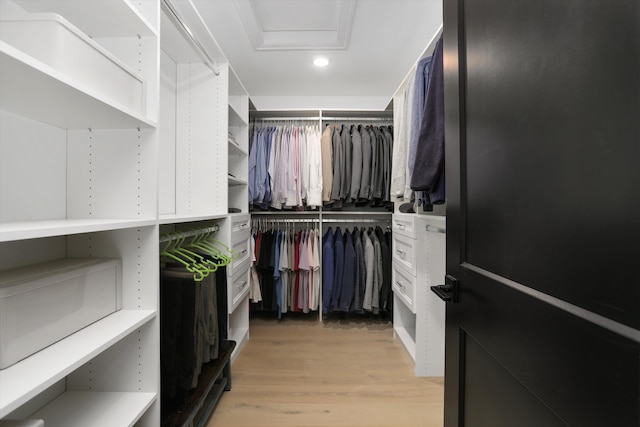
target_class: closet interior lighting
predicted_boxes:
[313,57,329,67]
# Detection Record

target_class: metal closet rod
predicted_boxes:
[250,117,393,122]
[322,117,393,122]
[254,117,321,121]
[250,211,320,215]
[323,218,391,224]
[257,218,319,223]
[159,225,220,243]
[162,0,220,76]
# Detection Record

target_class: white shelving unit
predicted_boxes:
[158,0,251,368]
[217,214,251,362]
[227,68,249,213]
[0,0,160,425]
[158,3,227,220]
[392,213,446,376]
[1,0,253,423]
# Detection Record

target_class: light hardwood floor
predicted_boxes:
[206,314,444,427]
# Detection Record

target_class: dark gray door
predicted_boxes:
[440,1,640,426]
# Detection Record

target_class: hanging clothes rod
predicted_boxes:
[161,0,220,76]
[253,117,321,122]
[250,211,320,215]
[255,218,320,225]
[258,218,319,223]
[322,117,393,122]
[250,117,392,122]
[322,218,391,224]
[322,211,391,216]
[159,225,220,243]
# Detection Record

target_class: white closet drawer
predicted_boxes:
[392,213,416,239]
[392,233,417,274]
[392,262,416,313]
[227,234,250,276]
[229,214,251,235]
[228,264,250,313]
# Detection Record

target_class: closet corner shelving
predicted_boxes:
[227,66,250,214]
[218,212,251,362]
[391,213,446,377]
[0,0,160,425]
[222,67,250,361]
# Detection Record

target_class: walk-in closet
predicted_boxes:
[0,1,447,426]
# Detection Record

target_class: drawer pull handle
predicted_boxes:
[396,249,406,256]
[239,281,248,288]
[241,249,247,255]
[396,281,404,288]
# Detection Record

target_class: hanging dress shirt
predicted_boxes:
[310,229,321,311]
[337,230,356,312]
[349,125,363,201]
[340,125,352,201]
[331,228,345,311]
[321,125,334,202]
[353,228,366,312]
[306,126,323,207]
[362,230,375,311]
[359,126,373,200]
[411,36,445,195]
[322,227,335,314]
[330,126,343,203]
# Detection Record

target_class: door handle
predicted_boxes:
[430,275,459,303]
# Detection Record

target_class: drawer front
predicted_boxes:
[228,235,251,276]
[392,214,416,239]
[230,214,251,234]
[392,262,416,313]
[228,264,250,313]
[392,233,417,274]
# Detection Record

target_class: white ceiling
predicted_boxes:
[191,0,443,111]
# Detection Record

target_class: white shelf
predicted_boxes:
[228,104,247,128]
[229,326,249,364]
[0,218,158,242]
[394,325,417,361]
[0,43,157,130]
[228,175,248,186]
[0,309,156,417]
[158,213,227,225]
[228,139,247,157]
[13,0,157,37]
[31,391,157,427]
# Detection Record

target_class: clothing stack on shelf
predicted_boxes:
[322,226,392,316]
[249,220,321,319]
[248,123,323,210]
[322,123,394,210]
[392,35,445,212]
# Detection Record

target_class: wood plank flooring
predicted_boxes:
[206,314,444,427]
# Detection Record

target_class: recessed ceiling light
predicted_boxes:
[313,57,329,67]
